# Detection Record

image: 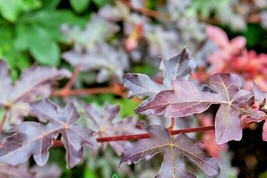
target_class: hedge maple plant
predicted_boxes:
[0,48,266,178]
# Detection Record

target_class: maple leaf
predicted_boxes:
[120,125,220,178]
[136,73,254,144]
[0,60,71,125]
[85,104,143,155]
[63,42,129,83]
[206,25,246,74]
[135,79,220,116]
[0,99,97,168]
[209,74,253,144]
[123,48,196,111]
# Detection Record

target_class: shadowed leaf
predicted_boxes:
[120,125,219,178]
[0,99,97,168]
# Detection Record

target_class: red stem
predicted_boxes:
[122,0,170,20]
[52,84,126,98]
[0,114,6,132]
[168,117,175,131]
[53,126,214,147]
[63,65,81,90]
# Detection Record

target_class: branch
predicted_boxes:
[63,65,81,90]
[52,84,126,98]
[53,126,215,147]
[0,114,6,133]
[122,0,170,20]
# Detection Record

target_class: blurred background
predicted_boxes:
[0,0,267,177]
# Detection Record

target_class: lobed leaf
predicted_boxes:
[120,125,219,178]
[137,73,254,144]
[0,60,71,124]
[85,104,143,155]
[0,99,97,168]
[123,73,165,98]
[159,48,196,88]
[123,48,196,114]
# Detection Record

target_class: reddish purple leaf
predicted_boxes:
[159,48,196,88]
[0,60,71,124]
[137,73,254,144]
[123,49,196,114]
[136,79,220,116]
[242,83,267,141]
[0,99,97,168]
[85,104,143,155]
[120,125,220,178]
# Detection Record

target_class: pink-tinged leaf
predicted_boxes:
[136,80,221,117]
[120,125,220,178]
[230,37,246,52]
[0,99,97,168]
[253,83,267,103]
[206,25,229,48]
[0,163,35,178]
[0,60,71,124]
[85,104,143,155]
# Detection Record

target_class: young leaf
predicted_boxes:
[136,73,254,144]
[159,48,196,88]
[123,73,165,99]
[120,125,220,178]
[123,48,195,111]
[0,99,97,168]
[85,104,142,155]
[0,60,71,124]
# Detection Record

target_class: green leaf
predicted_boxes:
[112,174,119,178]
[0,0,41,22]
[92,0,110,7]
[115,98,139,118]
[70,0,90,13]
[243,24,264,48]
[84,168,97,178]
[2,51,30,81]
[41,0,61,9]
[28,26,60,66]
[25,9,87,41]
